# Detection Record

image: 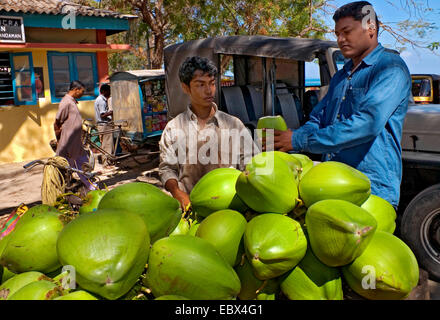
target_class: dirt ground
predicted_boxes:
[0,153,165,215]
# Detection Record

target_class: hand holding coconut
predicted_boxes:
[273,129,294,153]
[166,179,190,211]
[257,115,294,153]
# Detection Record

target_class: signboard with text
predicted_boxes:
[0,16,25,43]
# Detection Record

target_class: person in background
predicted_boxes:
[94,84,114,168]
[35,74,43,98]
[54,80,97,192]
[272,1,411,209]
[159,56,257,210]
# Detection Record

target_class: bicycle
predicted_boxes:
[23,157,101,212]
[81,119,159,167]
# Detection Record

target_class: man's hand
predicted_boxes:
[100,111,113,120]
[274,129,294,153]
[54,121,62,141]
[165,179,190,211]
[173,189,191,211]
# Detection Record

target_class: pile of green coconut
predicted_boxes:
[0,118,419,301]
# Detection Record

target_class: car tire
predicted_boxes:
[401,184,440,282]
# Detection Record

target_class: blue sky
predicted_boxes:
[306,0,440,78]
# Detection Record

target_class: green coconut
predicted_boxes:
[306,199,377,267]
[236,152,299,214]
[255,280,281,300]
[299,161,371,208]
[169,216,192,236]
[257,115,288,145]
[0,238,6,261]
[190,168,248,218]
[235,257,280,300]
[98,182,181,243]
[280,248,343,300]
[79,189,108,214]
[244,214,307,280]
[273,151,301,168]
[0,205,64,274]
[342,231,419,300]
[17,204,60,223]
[187,221,201,236]
[289,154,314,179]
[0,235,5,257]
[8,280,61,300]
[155,295,190,300]
[54,290,98,300]
[361,195,397,233]
[257,115,288,132]
[0,271,49,300]
[195,210,247,267]
[270,151,301,183]
[56,209,151,300]
[1,267,15,284]
[144,235,241,300]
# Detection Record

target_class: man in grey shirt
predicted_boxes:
[94,84,114,167]
[54,80,97,191]
[159,56,258,210]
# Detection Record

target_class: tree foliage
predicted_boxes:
[74,0,329,71]
[70,0,438,70]
[379,0,438,52]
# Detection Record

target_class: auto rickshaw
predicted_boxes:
[109,69,167,142]
[412,74,440,105]
[163,35,344,132]
[163,36,440,283]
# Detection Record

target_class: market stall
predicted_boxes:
[109,69,167,142]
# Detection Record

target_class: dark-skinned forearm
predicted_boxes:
[165,179,182,197]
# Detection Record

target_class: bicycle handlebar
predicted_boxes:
[23,160,45,171]
[23,159,97,179]
[83,119,128,128]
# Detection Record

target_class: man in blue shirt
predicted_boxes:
[274,1,411,208]
[94,84,114,168]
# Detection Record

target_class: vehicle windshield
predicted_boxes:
[333,51,347,71]
[412,78,431,97]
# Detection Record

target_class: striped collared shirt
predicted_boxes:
[159,104,259,193]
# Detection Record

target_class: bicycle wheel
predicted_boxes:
[82,147,96,172]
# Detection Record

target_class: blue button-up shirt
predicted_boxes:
[292,44,411,207]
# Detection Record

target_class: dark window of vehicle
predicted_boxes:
[333,51,347,72]
[412,79,431,97]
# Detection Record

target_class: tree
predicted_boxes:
[73,0,438,70]
[429,42,439,51]
[101,0,195,69]
[172,0,328,39]
[77,0,330,71]
[377,0,438,52]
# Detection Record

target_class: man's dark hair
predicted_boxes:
[69,80,85,91]
[333,1,380,35]
[100,83,111,94]
[179,56,218,86]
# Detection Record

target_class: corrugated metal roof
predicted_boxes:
[0,0,136,19]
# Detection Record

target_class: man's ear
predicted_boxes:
[367,20,377,38]
[181,82,191,95]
